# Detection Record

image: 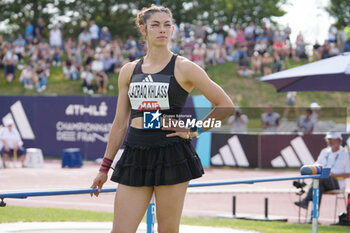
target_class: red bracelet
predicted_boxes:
[99,157,113,173]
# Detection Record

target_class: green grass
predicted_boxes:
[1,206,349,233]
[0,206,113,222]
[0,64,119,96]
[181,217,350,233]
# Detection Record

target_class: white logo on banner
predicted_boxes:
[211,135,249,167]
[56,121,112,143]
[65,102,108,116]
[270,136,315,167]
[1,100,35,140]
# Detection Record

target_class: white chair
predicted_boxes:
[0,154,3,168]
[24,148,44,168]
[324,187,347,223]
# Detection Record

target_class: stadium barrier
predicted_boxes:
[0,168,330,233]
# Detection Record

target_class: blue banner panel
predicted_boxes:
[0,96,117,160]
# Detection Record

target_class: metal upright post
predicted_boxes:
[312,179,319,233]
[147,193,155,233]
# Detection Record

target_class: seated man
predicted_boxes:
[0,119,26,168]
[294,132,350,209]
[297,108,314,134]
[261,102,280,133]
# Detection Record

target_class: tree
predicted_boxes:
[193,0,287,27]
[325,0,350,26]
[56,0,138,38]
[0,0,54,36]
[0,0,288,39]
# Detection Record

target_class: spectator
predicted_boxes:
[70,49,82,70]
[25,20,34,44]
[328,24,337,43]
[228,108,248,133]
[13,43,25,63]
[297,108,314,134]
[313,40,322,60]
[63,58,78,80]
[192,41,205,69]
[34,18,44,40]
[14,34,26,48]
[261,52,273,75]
[81,65,95,94]
[49,24,62,49]
[236,26,246,47]
[193,21,204,40]
[282,91,298,120]
[337,26,347,53]
[237,55,253,77]
[91,54,108,93]
[216,44,227,65]
[244,22,256,55]
[251,51,262,75]
[89,20,100,48]
[284,24,291,41]
[294,132,350,213]
[101,51,116,75]
[19,64,34,89]
[273,55,284,72]
[273,38,286,58]
[171,19,179,40]
[100,26,112,43]
[83,46,95,66]
[261,102,280,133]
[205,42,217,65]
[310,102,321,124]
[0,119,26,168]
[34,60,49,92]
[320,40,330,59]
[79,28,91,47]
[51,45,62,66]
[2,45,18,82]
[215,23,225,45]
[329,43,339,57]
[254,39,268,55]
[344,23,350,52]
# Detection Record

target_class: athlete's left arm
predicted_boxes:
[179,58,234,130]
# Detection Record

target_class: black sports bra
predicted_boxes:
[128,54,189,119]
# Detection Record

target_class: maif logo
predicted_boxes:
[143,110,161,129]
[1,101,35,140]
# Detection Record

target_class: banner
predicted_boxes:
[210,133,350,168]
[0,96,117,160]
[0,96,198,161]
[210,134,259,168]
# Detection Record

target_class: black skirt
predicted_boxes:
[110,127,204,186]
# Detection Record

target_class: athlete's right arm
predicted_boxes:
[103,62,135,161]
[90,62,135,197]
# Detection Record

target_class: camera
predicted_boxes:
[293,180,306,195]
[293,180,306,189]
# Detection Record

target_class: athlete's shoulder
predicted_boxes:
[175,55,200,73]
[120,59,140,74]
[118,59,141,85]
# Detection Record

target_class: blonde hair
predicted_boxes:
[136,4,173,30]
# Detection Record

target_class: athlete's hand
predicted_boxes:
[162,118,190,139]
[90,172,108,197]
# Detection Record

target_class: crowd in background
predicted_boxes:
[1,18,350,94]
